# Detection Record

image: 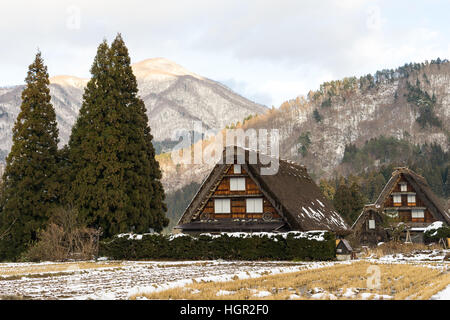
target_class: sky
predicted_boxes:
[1,0,449,107]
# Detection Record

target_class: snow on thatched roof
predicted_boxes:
[177,146,349,234]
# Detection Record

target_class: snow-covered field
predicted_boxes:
[0,249,448,300]
[0,260,336,300]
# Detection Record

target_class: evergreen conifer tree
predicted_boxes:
[333,178,366,224]
[0,52,60,260]
[109,34,168,234]
[68,35,168,237]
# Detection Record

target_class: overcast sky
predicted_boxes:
[1,0,449,107]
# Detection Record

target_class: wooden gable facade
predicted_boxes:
[351,167,450,246]
[199,164,280,221]
[350,205,389,247]
[374,167,449,226]
[175,146,350,234]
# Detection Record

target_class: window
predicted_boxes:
[400,183,407,192]
[214,199,230,214]
[407,194,416,204]
[393,195,402,205]
[385,210,398,218]
[412,209,424,219]
[233,164,241,174]
[368,220,376,229]
[246,198,263,213]
[230,177,246,191]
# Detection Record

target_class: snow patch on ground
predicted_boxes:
[253,290,271,298]
[430,285,450,300]
[369,249,449,265]
[216,290,235,296]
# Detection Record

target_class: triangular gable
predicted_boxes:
[402,173,450,224]
[176,146,350,233]
[176,163,231,226]
[351,205,381,230]
[374,173,402,208]
[176,153,292,228]
[374,168,449,224]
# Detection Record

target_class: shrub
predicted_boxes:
[23,208,101,262]
[99,231,336,261]
[424,222,450,243]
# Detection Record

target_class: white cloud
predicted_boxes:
[0,0,448,107]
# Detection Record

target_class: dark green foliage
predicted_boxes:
[298,132,311,157]
[242,114,254,125]
[99,232,336,261]
[342,136,411,169]
[67,34,168,238]
[341,136,449,199]
[321,97,331,108]
[164,181,201,232]
[406,81,442,128]
[0,52,60,260]
[333,179,366,224]
[310,59,449,103]
[424,225,450,243]
[360,172,386,203]
[313,109,322,122]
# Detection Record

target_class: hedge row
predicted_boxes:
[99,232,336,261]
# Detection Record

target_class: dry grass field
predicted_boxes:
[0,248,447,300]
[131,261,450,300]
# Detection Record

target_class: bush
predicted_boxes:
[424,223,450,243]
[23,208,101,262]
[99,231,336,261]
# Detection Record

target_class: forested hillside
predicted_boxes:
[162,59,450,229]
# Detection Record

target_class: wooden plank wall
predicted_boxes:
[383,176,436,223]
[200,165,280,220]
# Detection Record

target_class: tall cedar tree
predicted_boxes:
[0,52,60,260]
[68,35,168,237]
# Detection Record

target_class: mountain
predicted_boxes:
[0,57,267,162]
[240,59,449,179]
[158,59,450,222]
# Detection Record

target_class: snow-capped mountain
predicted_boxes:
[0,58,267,161]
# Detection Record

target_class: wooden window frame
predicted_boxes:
[407,194,416,206]
[214,198,231,214]
[246,198,263,213]
[393,194,402,206]
[411,209,424,219]
[230,177,246,191]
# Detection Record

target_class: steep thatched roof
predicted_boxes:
[351,204,380,230]
[337,239,353,252]
[374,167,450,224]
[176,146,349,234]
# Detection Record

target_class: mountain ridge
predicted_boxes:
[0,57,267,162]
[157,59,450,194]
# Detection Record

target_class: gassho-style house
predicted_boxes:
[350,167,450,246]
[175,146,349,235]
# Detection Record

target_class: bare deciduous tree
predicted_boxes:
[24,208,101,262]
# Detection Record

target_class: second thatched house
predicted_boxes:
[175,146,349,235]
[351,167,450,246]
